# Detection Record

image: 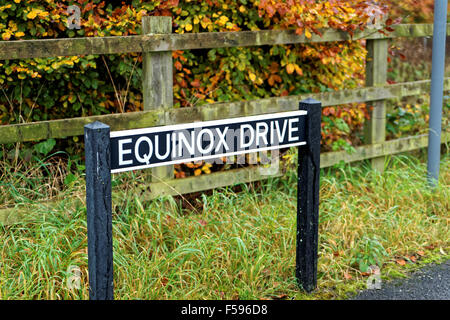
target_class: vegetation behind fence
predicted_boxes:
[0,19,449,211]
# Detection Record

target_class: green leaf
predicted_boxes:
[33,139,56,156]
[64,173,77,186]
[359,261,369,273]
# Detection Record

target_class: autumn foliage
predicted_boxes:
[0,0,392,176]
[388,0,449,24]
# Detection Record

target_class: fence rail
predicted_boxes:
[1,78,448,145]
[0,23,448,60]
[1,19,449,223]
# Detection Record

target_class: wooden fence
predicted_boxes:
[0,18,449,222]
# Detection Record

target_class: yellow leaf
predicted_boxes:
[2,32,11,41]
[15,31,25,38]
[185,23,192,31]
[249,72,256,82]
[286,63,295,74]
[38,11,49,19]
[194,169,202,176]
[305,29,312,39]
[27,9,39,20]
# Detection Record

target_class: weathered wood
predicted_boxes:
[142,16,173,110]
[365,38,388,172]
[1,78,449,145]
[2,132,449,225]
[84,122,113,300]
[134,133,450,200]
[0,24,448,60]
[320,133,450,168]
[142,16,174,181]
[138,165,283,201]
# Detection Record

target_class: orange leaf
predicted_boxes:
[396,259,406,266]
[191,79,201,88]
[174,60,182,71]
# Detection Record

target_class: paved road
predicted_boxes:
[352,260,450,300]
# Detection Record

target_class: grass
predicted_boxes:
[0,152,449,300]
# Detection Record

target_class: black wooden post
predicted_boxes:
[84,121,114,300]
[296,98,321,293]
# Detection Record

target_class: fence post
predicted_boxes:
[142,16,174,181]
[365,38,388,172]
[296,98,321,293]
[84,121,113,300]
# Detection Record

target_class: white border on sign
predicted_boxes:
[110,110,307,138]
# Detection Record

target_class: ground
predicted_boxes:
[352,260,450,300]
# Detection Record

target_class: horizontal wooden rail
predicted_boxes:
[143,132,450,200]
[1,132,448,225]
[0,24,447,60]
[1,78,448,145]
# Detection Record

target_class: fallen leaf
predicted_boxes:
[344,272,352,280]
[417,251,425,257]
[396,259,406,266]
[198,219,207,227]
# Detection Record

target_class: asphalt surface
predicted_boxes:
[352,260,450,300]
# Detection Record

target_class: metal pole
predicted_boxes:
[296,98,321,293]
[427,0,448,187]
[84,121,114,300]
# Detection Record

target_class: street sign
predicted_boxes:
[110,111,307,173]
[84,98,321,299]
